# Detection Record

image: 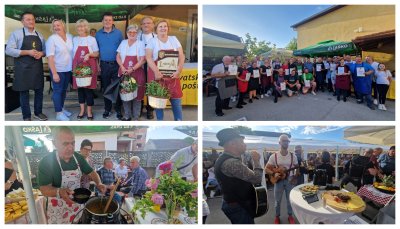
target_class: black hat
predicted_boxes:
[216,128,244,147]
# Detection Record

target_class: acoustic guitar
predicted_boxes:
[268,165,299,185]
[251,184,268,217]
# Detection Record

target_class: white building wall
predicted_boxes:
[74,132,118,151]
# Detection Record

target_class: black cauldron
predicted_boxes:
[74,196,128,224]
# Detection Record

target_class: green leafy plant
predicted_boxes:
[131,161,197,224]
[73,64,92,78]
[145,81,170,99]
[120,75,138,94]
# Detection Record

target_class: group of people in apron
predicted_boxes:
[6,12,186,121]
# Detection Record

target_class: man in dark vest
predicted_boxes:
[214,128,263,224]
[6,12,47,121]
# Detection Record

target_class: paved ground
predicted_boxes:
[5,85,197,121]
[204,181,375,224]
[203,91,395,121]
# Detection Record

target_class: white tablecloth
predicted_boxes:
[289,184,355,224]
[121,197,196,224]
[6,196,47,224]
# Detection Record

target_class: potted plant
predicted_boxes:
[120,74,138,101]
[73,64,92,87]
[132,161,197,224]
[145,81,170,109]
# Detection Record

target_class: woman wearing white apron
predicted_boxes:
[116,25,146,121]
[146,19,185,121]
[37,127,106,224]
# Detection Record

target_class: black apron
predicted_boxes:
[13,28,44,91]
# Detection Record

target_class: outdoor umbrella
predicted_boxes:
[103,77,122,103]
[293,40,359,57]
[344,126,395,146]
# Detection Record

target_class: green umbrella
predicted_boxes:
[293,40,359,57]
[5,5,148,23]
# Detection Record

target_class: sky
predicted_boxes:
[203,5,332,48]
[203,125,348,143]
[146,126,195,141]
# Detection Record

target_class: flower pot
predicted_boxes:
[120,90,137,101]
[148,95,168,109]
[75,76,92,87]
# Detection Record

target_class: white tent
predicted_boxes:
[203,31,245,50]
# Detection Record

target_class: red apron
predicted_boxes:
[261,67,272,87]
[237,69,249,93]
[118,55,145,101]
[335,66,350,90]
[147,49,183,99]
[72,44,97,89]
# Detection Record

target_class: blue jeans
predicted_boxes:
[274,179,294,217]
[155,98,182,121]
[357,92,373,106]
[221,201,254,224]
[50,71,71,112]
[19,88,43,119]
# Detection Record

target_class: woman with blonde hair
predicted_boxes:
[46,19,73,121]
[72,19,99,120]
[145,19,185,121]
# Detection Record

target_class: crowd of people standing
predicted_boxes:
[209,54,393,117]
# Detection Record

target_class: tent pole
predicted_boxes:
[335,146,339,181]
[65,7,70,33]
[11,127,39,224]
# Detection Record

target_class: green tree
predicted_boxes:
[231,125,253,135]
[244,33,273,60]
[286,37,298,51]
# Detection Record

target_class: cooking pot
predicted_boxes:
[80,196,120,224]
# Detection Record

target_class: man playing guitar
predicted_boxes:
[265,134,297,224]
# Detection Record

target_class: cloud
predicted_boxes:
[301,126,343,135]
[279,126,298,133]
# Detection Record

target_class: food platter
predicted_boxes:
[322,191,366,213]
[373,182,395,194]
[299,185,319,194]
[5,188,40,203]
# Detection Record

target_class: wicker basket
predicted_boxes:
[148,95,168,109]
[120,90,138,101]
[75,76,92,87]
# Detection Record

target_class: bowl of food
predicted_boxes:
[299,185,319,194]
[73,188,91,204]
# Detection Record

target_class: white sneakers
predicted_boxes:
[56,112,70,121]
[312,91,316,95]
[373,99,378,105]
[261,94,264,98]
[378,104,387,111]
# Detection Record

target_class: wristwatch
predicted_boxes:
[56,188,60,199]
[6,180,14,185]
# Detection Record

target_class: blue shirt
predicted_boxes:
[125,166,148,196]
[95,26,123,61]
[378,153,395,175]
[303,62,313,73]
[347,62,374,94]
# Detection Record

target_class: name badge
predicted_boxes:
[228,65,238,75]
[356,67,365,77]
[157,50,179,77]
[253,70,260,78]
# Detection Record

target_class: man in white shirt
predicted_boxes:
[170,140,198,180]
[265,134,297,224]
[5,12,47,121]
[365,56,380,105]
[211,56,233,116]
[139,16,156,120]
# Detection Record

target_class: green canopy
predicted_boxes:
[5,5,148,23]
[293,40,359,57]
